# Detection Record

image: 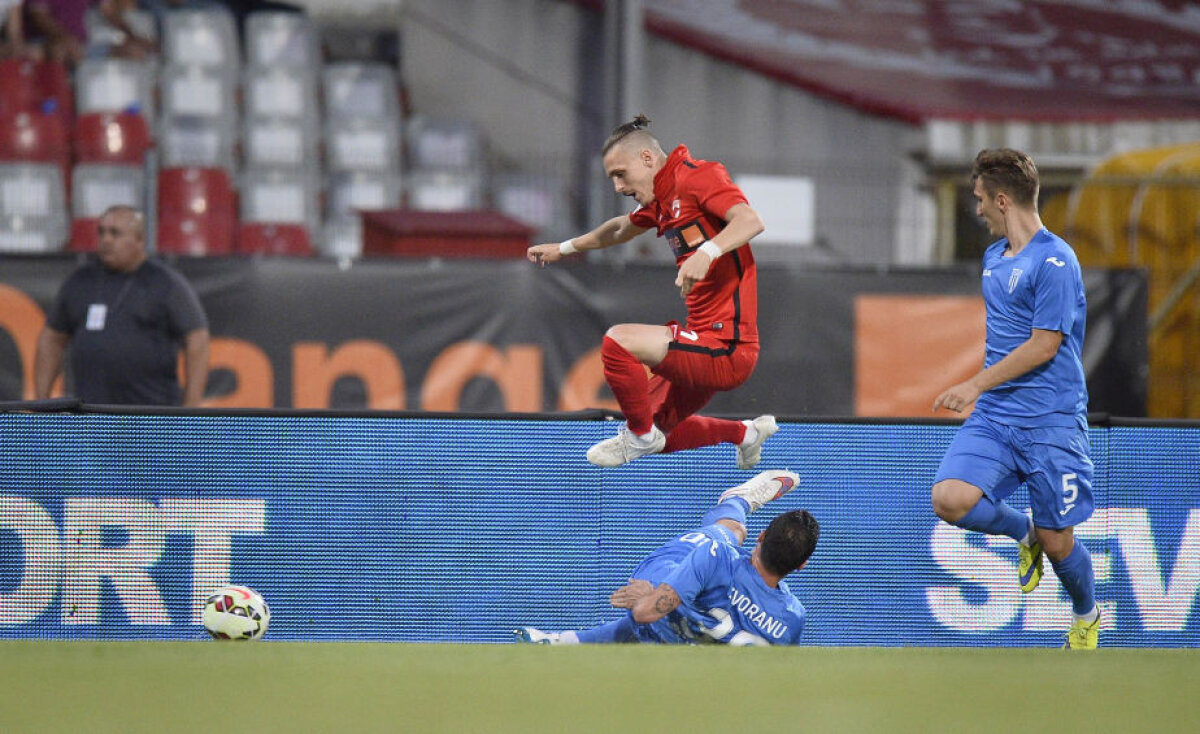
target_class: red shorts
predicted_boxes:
[647,324,759,433]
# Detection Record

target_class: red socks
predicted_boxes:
[602,335,749,451]
[662,416,747,453]
[600,336,654,434]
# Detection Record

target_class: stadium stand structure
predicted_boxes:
[0,6,567,256]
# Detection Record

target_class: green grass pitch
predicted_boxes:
[1,641,1195,732]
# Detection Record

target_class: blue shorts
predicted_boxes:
[935,412,1094,529]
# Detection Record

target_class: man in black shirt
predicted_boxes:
[34,206,210,406]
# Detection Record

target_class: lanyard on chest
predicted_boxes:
[86,272,137,331]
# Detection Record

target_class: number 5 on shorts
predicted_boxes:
[1060,473,1078,515]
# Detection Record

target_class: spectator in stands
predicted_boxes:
[1,0,28,57]
[26,0,154,66]
[516,469,817,646]
[34,205,211,406]
[24,0,86,67]
[136,0,300,42]
[96,0,157,58]
[526,115,775,470]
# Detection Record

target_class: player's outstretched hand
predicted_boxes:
[675,250,713,297]
[527,243,564,267]
[609,578,654,609]
[932,380,981,413]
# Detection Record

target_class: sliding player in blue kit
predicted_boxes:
[515,470,818,646]
[932,148,1100,649]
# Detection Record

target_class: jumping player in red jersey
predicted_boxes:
[528,115,777,468]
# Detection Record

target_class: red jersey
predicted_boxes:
[629,145,758,345]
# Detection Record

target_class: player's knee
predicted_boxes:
[931,481,969,523]
[1038,529,1074,561]
[716,518,747,544]
[604,324,633,347]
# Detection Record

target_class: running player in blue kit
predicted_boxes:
[932,148,1099,649]
[515,470,817,646]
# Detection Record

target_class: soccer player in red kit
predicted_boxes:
[528,115,777,468]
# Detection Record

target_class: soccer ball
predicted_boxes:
[202,585,270,641]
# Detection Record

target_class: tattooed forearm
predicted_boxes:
[653,593,676,614]
[632,584,681,624]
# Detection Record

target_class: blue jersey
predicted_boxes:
[973,229,1088,427]
[631,526,806,646]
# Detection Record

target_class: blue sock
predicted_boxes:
[954,496,1029,542]
[1050,542,1097,616]
[701,498,749,527]
[575,615,637,644]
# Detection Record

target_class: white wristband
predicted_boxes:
[699,241,722,260]
[559,239,579,255]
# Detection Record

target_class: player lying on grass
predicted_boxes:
[516,470,817,646]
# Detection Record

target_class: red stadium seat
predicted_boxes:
[0,111,71,180]
[0,59,73,123]
[33,60,74,122]
[157,167,237,255]
[68,218,100,252]
[0,59,38,117]
[237,222,314,256]
[73,112,153,164]
[157,166,236,219]
[156,214,236,256]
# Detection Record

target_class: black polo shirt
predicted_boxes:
[47,258,208,405]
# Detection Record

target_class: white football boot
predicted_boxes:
[586,426,666,467]
[718,469,799,513]
[736,415,779,470]
[514,627,564,645]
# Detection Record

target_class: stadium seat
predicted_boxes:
[406,170,485,212]
[75,59,155,120]
[68,218,101,252]
[160,64,237,130]
[157,166,237,255]
[158,166,236,220]
[243,117,316,170]
[0,163,68,252]
[163,7,241,71]
[246,11,318,68]
[73,111,153,164]
[240,167,319,235]
[0,215,66,253]
[327,170,400,219]
[326,117,400,174]
[73,163,144,216]
[158,116,236,171]
[237,222,314,256]
[70,164,145,250]
[156,214,236,256]
[0,58,37,116]
[322,62,399,122]
[0,59,71,118]
[243,65,318,134]
[406,117,485,172]
[0,111,70,177]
